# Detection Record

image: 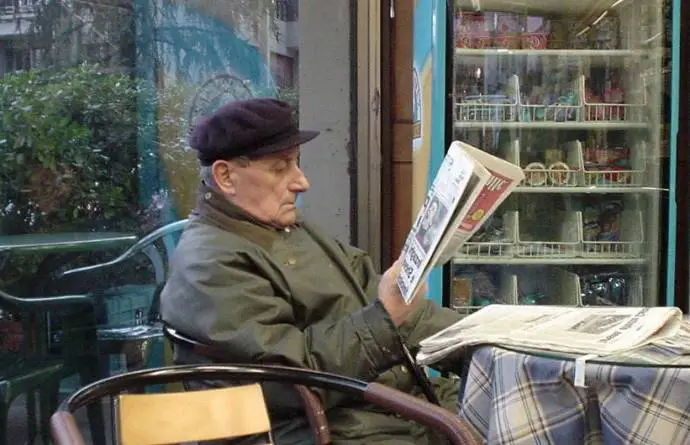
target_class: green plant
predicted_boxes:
[0,63,142,234]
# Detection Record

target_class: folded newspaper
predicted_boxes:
[415,304,685,365]
[397,140,525,304]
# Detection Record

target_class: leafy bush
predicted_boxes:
[0,63,143,234]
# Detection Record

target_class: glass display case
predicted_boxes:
[446,0,669,312]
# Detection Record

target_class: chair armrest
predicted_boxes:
[0,289,94,312]
[50,412,87,445]
[363,382,481,445]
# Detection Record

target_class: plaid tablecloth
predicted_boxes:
[457,345,690,445]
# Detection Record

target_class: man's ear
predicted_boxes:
[211,160,237,195]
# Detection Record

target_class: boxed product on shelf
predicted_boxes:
[580,198,644,258]
[580,272,643,306]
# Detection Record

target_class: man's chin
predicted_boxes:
[277,210,298,227]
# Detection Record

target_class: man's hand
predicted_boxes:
[377,257,427,327]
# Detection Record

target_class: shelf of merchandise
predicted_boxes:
[449,0,662,309]
[515,186,659,194]
[454,48,654,58]
[454,121,649,130]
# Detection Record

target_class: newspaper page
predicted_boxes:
[397,144,482,303]
[416,304,683,365]
[652,318,690,354]
[434,141,525,265]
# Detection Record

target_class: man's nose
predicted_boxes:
[290,167,310,192]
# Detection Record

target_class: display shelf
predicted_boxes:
[451,209,645,263]
[454,48,652,58]
[456,212,517,258]
[498,139,647,190]
[447,0,664,309]
[515,186,657,194]
[454,121,649,130]
[454,74,650,128]
[516,211,580,258]
[450,267,582,315]
[452,257,646,265]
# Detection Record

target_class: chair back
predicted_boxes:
[50,363,481,445]
[116,383,272,445]
[57,219,189,285]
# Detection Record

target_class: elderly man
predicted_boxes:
[160,98,463,444]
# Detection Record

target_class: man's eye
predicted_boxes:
[274,162,289,172]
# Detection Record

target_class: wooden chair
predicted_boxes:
[50,364,482,445]
[163,324,330,444]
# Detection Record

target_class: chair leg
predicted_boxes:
[0,399,8,445]
[79,363,107,445]
[38,384,59,445]
[26,391,37,445]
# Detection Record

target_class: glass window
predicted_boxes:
[0,0,355,440]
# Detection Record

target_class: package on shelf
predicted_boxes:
[580,272,644,306]
[580,75,646,122]
[454,10,493,49]
[580,140,646,187]
[512,140,580,188]
[450,267,516,313]
[580,197,644,258]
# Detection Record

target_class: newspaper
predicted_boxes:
[416,304,684,365]
[397,140,525,303]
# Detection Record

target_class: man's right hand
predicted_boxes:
[377,257,426,327]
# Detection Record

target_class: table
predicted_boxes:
[456,344,690,445]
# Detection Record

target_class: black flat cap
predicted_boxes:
[189,98,319,166]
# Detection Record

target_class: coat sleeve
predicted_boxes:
[171,251,407,385]
[335,241,463,348]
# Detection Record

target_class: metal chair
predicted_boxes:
[0,289,105,445]
[55,219,189,379]
[50,363,482,445]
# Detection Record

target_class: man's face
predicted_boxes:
[222,147,310,228]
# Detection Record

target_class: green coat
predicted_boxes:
[160,185,464,444]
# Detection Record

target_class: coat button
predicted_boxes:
[204,192,212,200]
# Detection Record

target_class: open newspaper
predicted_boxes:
[415,304,684,365]
[397,140,525,303]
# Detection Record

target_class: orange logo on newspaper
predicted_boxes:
[471,209,485,221]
